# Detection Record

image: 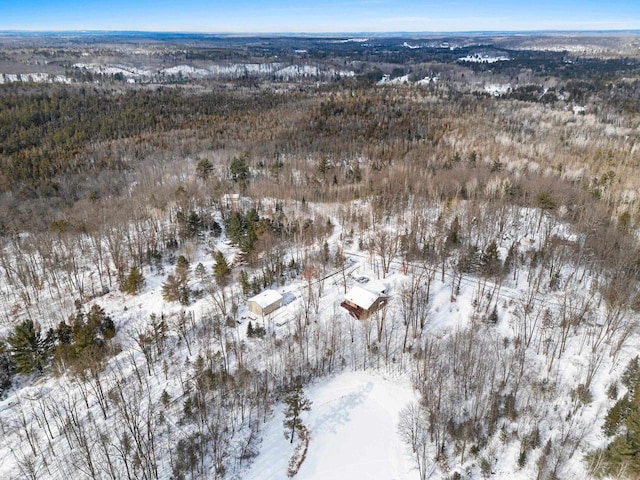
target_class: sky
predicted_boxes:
[1,0,639,33]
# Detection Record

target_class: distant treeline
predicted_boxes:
[0,85,283,189]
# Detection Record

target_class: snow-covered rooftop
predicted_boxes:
[344,284,381,310]
[248,289,283,308]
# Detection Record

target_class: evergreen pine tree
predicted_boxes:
[175,255,190,283]
[481,240,501,276]
[195,262,207,283]
[488,305,499,324]
[317,157,329,175]
[56,320,72,344]
[161,389,171,408]
[598,357,640,475]
[196,158,213,181]
[622,357,640,391]
[603,396,629,436]
[0,341,14,396]
[242,208,260,254]
[227,211,244,246]
[213,251,231,278]
[162,274,182,302]
[7,319,55,375]
[88,304,116,341]
[122,266,145,294]
[164,256,192,305]
[187,211,203,238]
[230,154,250,188]
[179,287,190,306]
[536,191,556,210]
[283,384,312,443]
[54,303,117,373]
[240,270,250,295]
[503,242,517,274]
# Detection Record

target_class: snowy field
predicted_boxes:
[244,371,419,480]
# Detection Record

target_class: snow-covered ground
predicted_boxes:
[0,73,71,84]
[417,75,439,86]
[0,194,637,480]
[73,62,153,77]
[458,53,511,63]
[378,74,411,85]
[333,38,368,43]
[244,371,419,480]
[484,83,511,96]
[70,61,355,82]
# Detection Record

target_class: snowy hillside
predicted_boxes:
[0,193,638,480]
[0,73,71,84]
[69,61,355,83]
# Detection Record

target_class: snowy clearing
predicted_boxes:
[244,371,419,480]
[458,54,511,63]
[484,83,511,96]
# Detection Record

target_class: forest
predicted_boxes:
[0,32,640,479]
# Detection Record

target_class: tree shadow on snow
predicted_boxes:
[310,381,373,435]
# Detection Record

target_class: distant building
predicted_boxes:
[248,289,283,317]
[341,284,388,320]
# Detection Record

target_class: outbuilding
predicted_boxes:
[248,289,283,317]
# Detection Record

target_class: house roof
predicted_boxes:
[344,285,380,311]
[248,289,283,308]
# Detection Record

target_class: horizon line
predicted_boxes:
[1,28,640,37]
